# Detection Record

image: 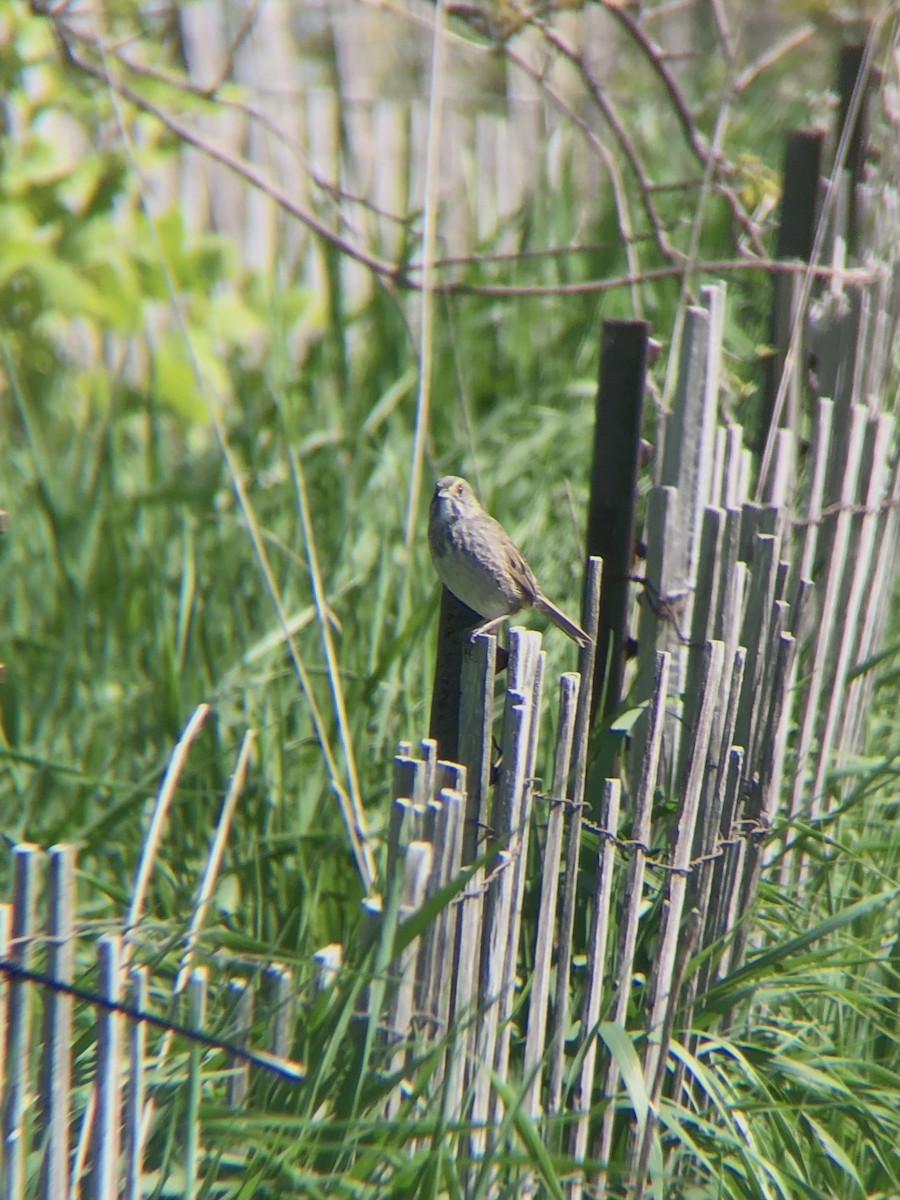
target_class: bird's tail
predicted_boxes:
[535,594,591,647]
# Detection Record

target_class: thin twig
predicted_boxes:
[404,0,448,548]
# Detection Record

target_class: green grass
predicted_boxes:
[0,3,898,1195]
[1,261,896,1196]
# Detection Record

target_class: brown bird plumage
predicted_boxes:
[428,475,590,646]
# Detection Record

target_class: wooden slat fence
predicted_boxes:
[3,238,899,1192]
[4,162,900,1181]
[3,15,900,1200]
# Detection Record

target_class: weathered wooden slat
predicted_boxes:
[720,424,747,510]
[225,979,253,1108]
[471,628,541,1149]
[417,760,466,1040]
[682,505,726,753]
[759,426,797,517]
[569,777,621,1191]
[657,304,717,713]
[493,649,545,1099]
[94,935,124,1200]
[386,841,433,1117]
[459,633,498,865]
[2,844,39,1200]
[707,745,747,981]
[838,449,900,754]
[796,398,835,586]
[812,411,894,801]
[642,640,724,1094]
[387,756,425,887]
[693,646,747,991]
[0,906,8,1108]
[790,403,868,826]
[594,652,670,1189]
[39,845,75,1200]
[548,556,602,1116]
[733,532,779,769]
[522,671,580,1118]
[184,967,208,1200]
[265,964,296,1061]
[729,632,797,976]
[123,966,147,1200]
[633,486,681,774]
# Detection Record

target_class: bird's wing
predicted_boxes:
[502,535,540,605]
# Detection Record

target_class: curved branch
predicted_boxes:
[601,0,714,167]
[535,18,680,264]
[55,25,407,286]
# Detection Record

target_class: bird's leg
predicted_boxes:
[469,615,506,642]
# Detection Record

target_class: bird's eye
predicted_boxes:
[455,483,464,495]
